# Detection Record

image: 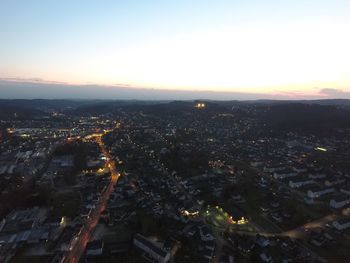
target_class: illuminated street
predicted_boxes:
[63,132,119,263]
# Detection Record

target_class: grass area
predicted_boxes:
[236,202,282,233]
[224,178,282,233]
[49,191,82,218]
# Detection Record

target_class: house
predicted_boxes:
[260,252,273,262]
[260,205,269,213]
[311,235,327,247]
[27,228,49,244]
[237,239,255,254]
[264,165,284,173]
[273,169,297,180]
[231,193,243,202]
[133,234,171,263]
[324,178,346,187]
[292,165,307,173]
[304,197,314,205]
[202,240,215,260]
[308,173,326,180]
[307,186,334,199]
[255,235,270,247]
[289,178,314,188]
[340,186,350,195]
[332,218,350,231]
[86,240,104,256]
[0,207,47,236]
[183,224,197,237]
[199,226,215,241]
[271,212,283,223]
[204,240,215,251]
[329,195,350,209]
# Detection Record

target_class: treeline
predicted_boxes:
[259,103,350,134]
[54,140,89,184]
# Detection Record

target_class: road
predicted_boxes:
[63,133,119,263]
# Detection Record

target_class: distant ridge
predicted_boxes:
[0,98,350,113]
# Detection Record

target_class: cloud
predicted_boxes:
[0,78,274,100]
[318,88,350,98]
[0,77,68,85]
[0,78,349,100]
[273,90,314,99]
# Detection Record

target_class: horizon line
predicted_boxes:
[0,77,349,100]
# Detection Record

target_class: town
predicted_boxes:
[0,100,350,263]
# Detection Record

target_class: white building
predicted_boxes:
[325,178,346,187]
[340,186,350,195]
[332,218,350,231]
[308,173,326,179]
[307,187,334,199]
[330,196,350,209]
[133,234,171,263]
[86,240,104,256]
[273,170,297,180]
[289,179,314,188]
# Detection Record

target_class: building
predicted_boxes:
[307,186,334,199]
[289,178,314,188]
[0,207,47,236]
[273,169,297,180]
[86,240,104,256]
[330,195,350,209]
[260,252,273,262]
[133,234,171,263]
[199,226,215,241]
[332,218,350,231]
[340,186,350,195]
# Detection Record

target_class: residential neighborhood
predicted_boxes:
[0,100,350,262]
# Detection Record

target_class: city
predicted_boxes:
[0,99,349,262]
[1,1,350,262]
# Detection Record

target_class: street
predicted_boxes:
[63,133,119,263]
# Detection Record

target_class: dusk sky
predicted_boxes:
[1,0,350,99]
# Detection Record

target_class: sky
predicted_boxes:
[0,0,350,99]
